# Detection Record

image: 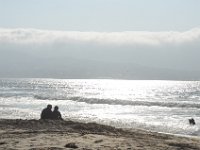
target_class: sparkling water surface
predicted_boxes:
[0,78,200,136]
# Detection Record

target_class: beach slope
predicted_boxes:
[0,119,200,150]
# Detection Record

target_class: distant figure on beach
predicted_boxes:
[189,118,195,125]
[40,104,53,119]
[52,106,63,120]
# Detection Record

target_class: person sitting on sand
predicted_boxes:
[40,104,53,119]
[52,106,63,120]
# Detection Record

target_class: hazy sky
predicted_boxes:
[0,0,200,31]
[0,0,200,79]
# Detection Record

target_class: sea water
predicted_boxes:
[0,78,200,136]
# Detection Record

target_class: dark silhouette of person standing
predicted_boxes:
[40,104,53,119]
[52,106,62,120]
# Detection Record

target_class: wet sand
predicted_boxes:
[0,119,200,150]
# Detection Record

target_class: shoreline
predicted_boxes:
[0,119,200,150]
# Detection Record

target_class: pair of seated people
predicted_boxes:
[41,104,63,120]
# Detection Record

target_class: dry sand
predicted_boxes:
[0,119,200,150]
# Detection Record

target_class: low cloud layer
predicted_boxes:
[0,28,200,79]
[0,28,200,47]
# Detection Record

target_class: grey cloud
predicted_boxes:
[0,28,200,46]
[0,28,200,80]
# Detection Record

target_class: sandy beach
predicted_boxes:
[0,119,199,150]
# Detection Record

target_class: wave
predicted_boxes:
[33,95,200,109]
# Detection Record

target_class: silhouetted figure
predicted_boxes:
[189,118,195,125]
[40,104,53,119]
[52,106,62,120]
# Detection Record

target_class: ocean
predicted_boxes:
[0,78,200,136]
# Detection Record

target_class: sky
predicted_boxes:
[0,0,200,80]
[1,0,200,31]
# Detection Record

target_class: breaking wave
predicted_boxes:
[33,95,200,109]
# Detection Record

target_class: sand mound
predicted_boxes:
[0,119,200,150]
